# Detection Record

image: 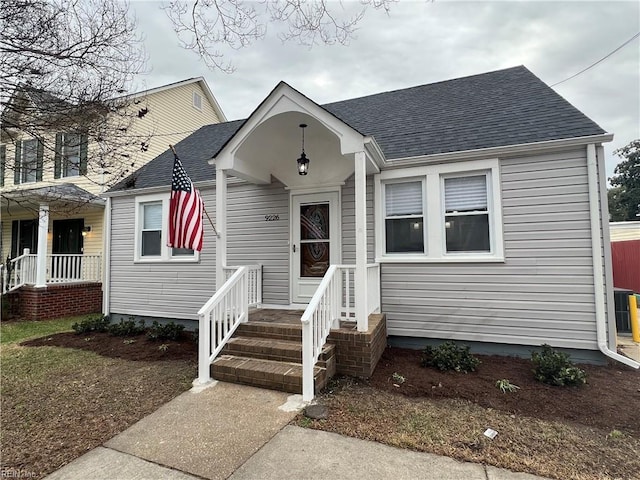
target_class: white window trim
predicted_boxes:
[381,176,427,255]
[374,158,504,263]
[134,193,200,263]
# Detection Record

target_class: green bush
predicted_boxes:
[108,319,146,337]
[147,321,185,341]
[531,344,587,386]
[72,315,110,334]
[421,341,480,373]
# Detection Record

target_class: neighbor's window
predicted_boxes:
[19,139,40,184]
[443,174,490,253]
[141,202,162,257]
[62,133,81,177]
[193,91,202,110]
[384,181,425,253]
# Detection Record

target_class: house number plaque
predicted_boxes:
[264,214,280,221]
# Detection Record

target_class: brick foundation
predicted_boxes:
[13,283,103,321]
[328,313,387,378]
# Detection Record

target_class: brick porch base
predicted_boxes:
[8,283,103,321]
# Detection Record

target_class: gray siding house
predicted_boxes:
[103,66,638,387]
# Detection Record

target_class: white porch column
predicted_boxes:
[215,167,227,290]
[35,203,49,287]
[354,151,368,332]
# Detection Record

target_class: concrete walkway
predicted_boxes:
[46,382,549,480]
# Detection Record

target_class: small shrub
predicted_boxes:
[108,319,145,337]
[392,372,406,384]
[147,321,185,341]
[72,315,110,334]
[421,341,480,373]
[496,379,520,393]
[531,344,586,386]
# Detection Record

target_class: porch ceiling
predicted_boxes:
[235,112,358,188]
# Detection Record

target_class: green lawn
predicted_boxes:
[0,315,88,344]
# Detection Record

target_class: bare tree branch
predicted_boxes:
[161,0,396,72]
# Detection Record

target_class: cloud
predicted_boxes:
[131,0,640,178]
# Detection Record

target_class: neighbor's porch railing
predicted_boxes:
[2,250,102,293]
[300,263,380,401]
[3,249,37,293]
[197,264,263,384]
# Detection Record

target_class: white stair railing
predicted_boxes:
[300,263,380,401]
[222,264,262,306]
[196,264,262,384]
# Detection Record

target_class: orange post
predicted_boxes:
[629,294,640,343]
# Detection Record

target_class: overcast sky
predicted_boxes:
[129,0,640,179]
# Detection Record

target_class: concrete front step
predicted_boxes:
[223,336,335,364]
[211,355,329,394]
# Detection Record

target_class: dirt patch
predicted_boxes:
[22,331,197,361]
[371,347,640,436]
[296,347,640,480]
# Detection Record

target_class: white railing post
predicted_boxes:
[198,312,212,384]
[302,321,314,401]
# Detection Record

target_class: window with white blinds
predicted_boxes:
[385,181,423,216]
[384,181,425,253]
[444,175,487,212]
[135,195,198,262]
[376,159,503,261]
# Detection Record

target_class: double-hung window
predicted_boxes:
[443,174,490,253]
[384,181,425,253]
[54,133,88,178]
[135,194,198,262]
[15,138,43,184]
[376,158,503,262]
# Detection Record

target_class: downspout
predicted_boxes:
[102,197,111,317]
[587,143,639,368]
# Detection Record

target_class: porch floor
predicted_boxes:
[248,308,359,331]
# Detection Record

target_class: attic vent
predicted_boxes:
[193,91,202,111]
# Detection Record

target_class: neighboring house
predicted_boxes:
[610,221,640,293]
[103,66,639,400]
[0,78,225,320]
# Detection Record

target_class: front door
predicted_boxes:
[291,192,340,304]
[52,219,84,280]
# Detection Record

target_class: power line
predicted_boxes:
[551,31,640,87]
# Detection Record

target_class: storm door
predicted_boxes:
[291,192,340,304]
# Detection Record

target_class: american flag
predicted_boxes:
[168,153,204,251]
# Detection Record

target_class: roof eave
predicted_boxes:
[384,133,614,168]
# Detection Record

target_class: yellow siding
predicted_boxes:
[0,80,221,194]
[610,222,640,242]
[0,206,104,260]
[1,79,222,261]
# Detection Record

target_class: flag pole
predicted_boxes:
[169,144,219,238]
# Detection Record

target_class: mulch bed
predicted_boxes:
[22,331,197,361]
[371,347,640,436]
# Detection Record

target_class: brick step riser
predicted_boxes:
[211,364,329,394]
[236,324,302,342]
[222,341,335,365]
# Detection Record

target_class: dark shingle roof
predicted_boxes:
[109,66,606,192]
[111,120,243,191]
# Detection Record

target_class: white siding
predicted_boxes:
[381,148,600,350]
